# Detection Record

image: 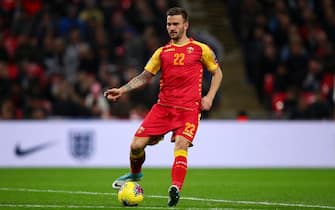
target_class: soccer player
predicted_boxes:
[104,7,223,207]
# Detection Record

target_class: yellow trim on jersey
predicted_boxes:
[144,47,163,75]
[174,149,188,158]
[192,40,219,73]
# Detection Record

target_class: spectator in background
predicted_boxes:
[85,82,109,118]
[79,0,104,25]
[0,98,15,119]
[51,77,90,118]
[226,0,334,119]
[43,37,66,77]
[321,44,335,74]
[302,58,323,92]
[304,91,333,119]
[258,36,279,103]
[284,35,309,89]
[57,4,87,39]
[105,10,129,65]
[244,26,265,87]
[273,64,289,92]
[0,61,10,101]
[123,27,146,68]
[77,43,98,75]
[63,28,82,84]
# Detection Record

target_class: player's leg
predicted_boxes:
[171,135,190,191]
[168,109,200,206]
[112,136,150,189]
[168,135,190,207]
[113,104,169,189]
[129,136,150,175]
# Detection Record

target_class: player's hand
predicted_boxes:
[104,88,123,102]
[201,96,213,111]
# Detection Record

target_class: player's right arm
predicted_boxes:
[104,70,154,102]
[104,47,162,102]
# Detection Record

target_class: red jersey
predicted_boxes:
[144,38,219,110]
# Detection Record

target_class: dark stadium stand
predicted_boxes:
[0,0,333,120]
[225,0,334,119]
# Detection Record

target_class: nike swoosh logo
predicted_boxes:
[15,141,54,157]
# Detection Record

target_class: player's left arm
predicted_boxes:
[200,44,223,111]
[201,66,223,111]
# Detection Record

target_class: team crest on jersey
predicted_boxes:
[186,46,194,54]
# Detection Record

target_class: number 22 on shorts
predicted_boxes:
[182,122,195,138]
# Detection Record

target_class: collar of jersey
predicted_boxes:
[169,38,193,47]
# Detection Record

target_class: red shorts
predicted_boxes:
[135,104,201,145]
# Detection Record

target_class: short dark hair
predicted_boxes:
[166,7,189,22]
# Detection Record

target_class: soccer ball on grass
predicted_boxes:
[117,181,144,206]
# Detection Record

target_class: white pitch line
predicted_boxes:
[0,187,335,209]
[0,187,115,196]
[0,203,190,209]
[0,203,221,210]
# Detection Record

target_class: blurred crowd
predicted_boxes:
[5,0,329,121]
[227,0,335,119]
[0,0,180,120]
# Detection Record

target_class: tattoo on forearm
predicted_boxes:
[123,71,152,92]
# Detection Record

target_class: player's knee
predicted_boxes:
[130,137,147,151]
[130,142,142,151]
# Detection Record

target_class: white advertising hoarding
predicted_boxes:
[0,120,334,167]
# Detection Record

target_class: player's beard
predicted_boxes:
[169,27,184,42]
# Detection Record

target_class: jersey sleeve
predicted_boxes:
[201,45,219,73]
[144,47,163,75]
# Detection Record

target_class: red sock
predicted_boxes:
[130,150,145,174]
[171,150,188,191]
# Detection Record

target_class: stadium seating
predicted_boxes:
[227,0,335,119]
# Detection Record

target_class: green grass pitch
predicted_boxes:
[0,168,335,209]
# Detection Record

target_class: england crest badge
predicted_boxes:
[69,131,94,160]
